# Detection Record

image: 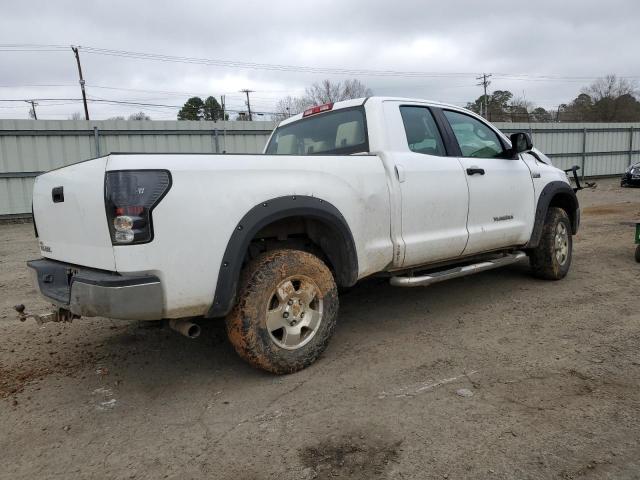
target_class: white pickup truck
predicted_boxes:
[25,97,580,373]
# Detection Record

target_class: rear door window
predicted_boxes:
[399,106,446,156]
[265,107,368,155]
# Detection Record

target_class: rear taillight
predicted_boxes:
[105,170,171,245]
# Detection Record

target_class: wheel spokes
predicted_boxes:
[281,326,302,347]
[266,306,287,332]
[302,308,322,331]
[266,275,324,350]
[297,279,317,306]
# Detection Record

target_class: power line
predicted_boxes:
[0,44,68,49]
[78,46,640,81]
[0,83,76,88]
[2,43,640,83]
[0,97,277,114]
[0,98,82,102]
[76,46,480,78]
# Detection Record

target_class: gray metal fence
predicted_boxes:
[0,119,276,216]
[1,120,639,217]
[496,122,640,177]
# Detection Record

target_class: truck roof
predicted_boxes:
[277,96,469,127]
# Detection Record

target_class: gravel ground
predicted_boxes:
[0,178,639,480]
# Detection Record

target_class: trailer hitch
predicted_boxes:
[14,304,78,325]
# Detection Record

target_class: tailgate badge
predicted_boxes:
[39,241,52,253]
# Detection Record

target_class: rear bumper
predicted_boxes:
[27,259,164,320]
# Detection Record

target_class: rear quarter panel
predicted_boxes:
[106,154,393,318]
[32,157,115,270]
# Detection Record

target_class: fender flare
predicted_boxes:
[526,181,580,249]
[206,195,358,318]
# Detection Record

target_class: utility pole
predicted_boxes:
[26,100,38,120]
[240,89,254,121]
[476,73,492,118]
[220,95,226,121]
[71,46,90,120]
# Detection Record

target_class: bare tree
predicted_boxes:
[509,96,534,122]
[560,75,640,121]
[274,96,310,121]
[584,75,637,101]
[68,112,83,120]
[341,79,373,100]
[304,79,372,105]
[274,79,373,121]
[304,80,342,104]
[510,96,534,112]
[531,107,552,123]
[128,111,151,121]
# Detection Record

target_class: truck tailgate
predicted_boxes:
[32,158,115,270]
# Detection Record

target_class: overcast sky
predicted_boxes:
[1,0,639,120]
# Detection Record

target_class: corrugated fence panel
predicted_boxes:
[584,154,629,177]
[495,122,639,176]
[0,177,35,216]
[1,119,638,216]
[0,119,276,215]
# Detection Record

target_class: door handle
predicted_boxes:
[395,164,406,183]
[466,167,485,176]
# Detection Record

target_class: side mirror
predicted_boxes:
[510,132,533,157]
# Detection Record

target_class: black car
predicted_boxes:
[621,162,640,187]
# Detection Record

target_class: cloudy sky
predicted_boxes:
[1,0,638,120]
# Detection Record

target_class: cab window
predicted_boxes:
[443,110,505,158]
[399,106,446,156]
[265,107,368,155]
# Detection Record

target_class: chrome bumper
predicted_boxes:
[27,259,164,320]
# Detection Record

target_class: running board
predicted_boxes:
[390,251,527,287]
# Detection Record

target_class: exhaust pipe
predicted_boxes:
[169,319,201,339]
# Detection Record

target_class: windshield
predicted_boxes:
[265,107,368,155]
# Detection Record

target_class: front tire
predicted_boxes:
[225,249,338,374]
[529,207,573,280]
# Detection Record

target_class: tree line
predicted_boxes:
[169,74,640,123]
[466,75,640,122]
[176,96,227,121]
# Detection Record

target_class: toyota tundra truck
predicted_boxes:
[25,97,580,373]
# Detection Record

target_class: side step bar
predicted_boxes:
[390,251,527,287]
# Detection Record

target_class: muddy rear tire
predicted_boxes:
[225,249,338,374]
[529,207,572,280]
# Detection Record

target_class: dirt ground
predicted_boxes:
[1,178,639,480]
